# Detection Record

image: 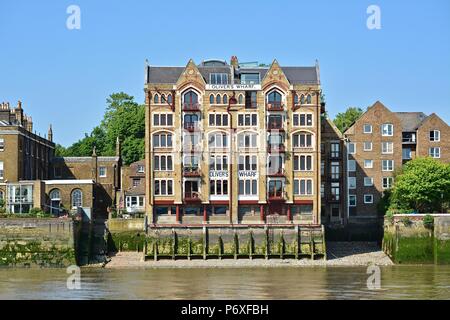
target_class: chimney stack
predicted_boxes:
[230,56,239,68]
[48,124,53,142]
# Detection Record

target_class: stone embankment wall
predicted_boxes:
[106,219,326,260]
[0,218,78,267]
[383,215,450,264]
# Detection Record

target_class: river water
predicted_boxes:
[0,266,449,300]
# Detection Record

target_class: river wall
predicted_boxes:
[0,218,78,267]
[106,219,326,260]
[382,215,450,264]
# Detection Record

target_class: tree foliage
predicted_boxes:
[388,157,450,213]
[333,107,363,133]
[56,92,145,165]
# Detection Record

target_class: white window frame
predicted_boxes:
[296,178,314,196]
[208,132,229,149]
[382,142,394,154]
[348,142,356,155]
[237,113,258,127]
[382,123,394,136]
[208,113,229,127]
[429,147,441,158]
[382,160,394,171]
[137,165,145,173]
[364,194,374,204]
[293,113,314,127]
[0,138,4,152]
[237,132,258,148]
[363,124,372,134]
[292,132,314,149]
[154,179,174,196]
[364,160,374,169]
[293,154,313,172]
[152,132,173,149]
[0,161,3,180]
[364,177,374,187]
[382,177,394,190]
[430,130,440,142]
[363,142,372,151]
[99,166,107,178]
[348,177,356,189]
[154,154,174,171]
[348,160,356,172]
[153,113,174,127]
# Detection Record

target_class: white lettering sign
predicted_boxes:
[238,171,258,178]
[206,84,261,91]
[209,171,229,178]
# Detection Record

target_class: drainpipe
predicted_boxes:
[227,97,234,224]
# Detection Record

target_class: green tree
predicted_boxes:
[333,107,363,133]
[57,92,145,165]
[389,157,450,213]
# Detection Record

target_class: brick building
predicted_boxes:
[0,101,122,218]
[120,159,145,214]
[144,57,326,226]
[344,101,450,219]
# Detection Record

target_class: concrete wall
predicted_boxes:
[0,218,78,267]
[383,215,450,264]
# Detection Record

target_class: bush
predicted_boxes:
[423,214,434,230]
[385,211,395,225]
[401,216,413,227]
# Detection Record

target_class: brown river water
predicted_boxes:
[0,266,449,300]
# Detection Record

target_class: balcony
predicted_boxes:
[182,103,201,112]
[183,166,201,177]
[267,122,284,131]
[267,102,284,111]
[267,168,285,177]
[268,144,286,153]
[184,122,199,132]
[184,191,201,203]
[267,191,286,202]
[402,133,417,144]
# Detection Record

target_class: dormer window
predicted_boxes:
[241,73,260,85]
[210,73,229,85]
[137,165,144,173]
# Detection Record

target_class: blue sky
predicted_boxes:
[0,0,449,146]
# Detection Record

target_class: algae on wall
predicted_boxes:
[383,217,450,264]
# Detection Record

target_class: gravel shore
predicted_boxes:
[103,242,393,269]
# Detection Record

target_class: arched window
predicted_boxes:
[223,94,228,105]
[167,94,173,105]
[300,94,305,104]
[50,189,61,200]
[238,132,258,148]
[293,132,314,148]
[152,132,173,148]
[161,94,166,103]
[154,94,159,104]
[183,90,198,106]
[216,94,221,104]
[306,94,312,104]
[210,94,214,104]
[71,189,83,208]
[267,90,282,104]
[294,94,299,105]
[208,132,229,148]
[238,94,244,105]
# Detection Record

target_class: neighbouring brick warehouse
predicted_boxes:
[144,56,347,227]
[344,101,450,219]
[0,101,123,219]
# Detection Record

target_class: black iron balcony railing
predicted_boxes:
[184,191,201,202]
[267,122,284,130]
[267,168,285,177]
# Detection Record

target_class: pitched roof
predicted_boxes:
[395,112,428,132]
[147,63,319,85]
[125,182,145,196]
